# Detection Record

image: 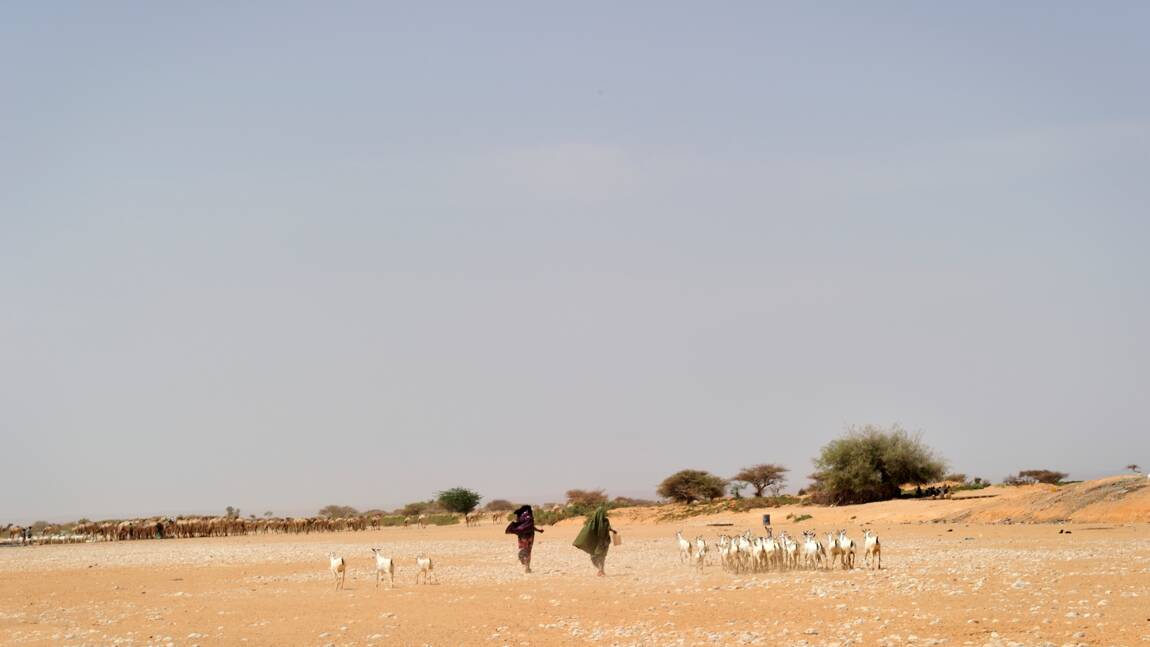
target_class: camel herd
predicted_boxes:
[3,511,513,545]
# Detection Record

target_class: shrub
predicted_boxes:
[1005,470,1067,485]
[565,489,608,508]
[484,499,515,512]
[437,487,482,514]
[657,469,728,503]
[809,424,946,505]
[318,504,359,518]
[401,501,430,516]
[732,464,789,497]
[610,496,657,508]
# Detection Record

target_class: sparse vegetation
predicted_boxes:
[1127,464,1141,474]
[1004,469,1068,485]
[657,469,727,503]
[565,489,608,508]
[484,499,515,512]
[808,424,946,505]
[436,487,482,514]
[318,504,359,518]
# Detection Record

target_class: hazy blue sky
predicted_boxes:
[3,3,1148,522]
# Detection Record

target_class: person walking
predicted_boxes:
[504,505,544,573]
[573,505,618,576]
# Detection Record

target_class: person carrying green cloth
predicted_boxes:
[572,505,618,576]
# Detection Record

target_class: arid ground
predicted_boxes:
[3,478,1150,647]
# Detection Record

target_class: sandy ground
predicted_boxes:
[3,507,1150,647]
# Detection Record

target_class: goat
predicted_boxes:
[693,536,707,572]
[863,529,881,570]
[826,531,845,569]
[675,530,693,563]
[801,531,825,570]
[417,514,427,529]
[837,529,856,569]
[328,552,346,590]
[415,554,437,584]
[370,548,395,588]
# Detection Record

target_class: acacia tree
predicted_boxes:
[1126,464,1141,473]
[484,499,515,512]
[810,424,946,505]
[437,487,482,514]
[733,463,789,497]
[657,469,727,503]
[1006,469,1067,485]
[318,504,359,518]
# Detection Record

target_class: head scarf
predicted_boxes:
[572,505,611,555]
[505,505,536,536]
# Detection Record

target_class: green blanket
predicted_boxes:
[573,506,611,555]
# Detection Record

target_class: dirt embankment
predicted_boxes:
[566,474,1150,528]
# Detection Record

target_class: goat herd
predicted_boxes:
[676,528,882,573]
[320,527,882,592]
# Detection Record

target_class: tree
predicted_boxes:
[657,469,727,503]
[565,489,608,508]
[484,499,515,512]
[810,424,946,505]
[1013,469,1068,485]
[401,501,430,516]
[318,504,359,518]
[225,506,240,518]
[437,487,482,514]
[732,463,789,497]
[263,511,273,517]
[943,473,967,483]
[1127,464,1141,473]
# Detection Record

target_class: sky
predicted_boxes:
[2,2,1148,523]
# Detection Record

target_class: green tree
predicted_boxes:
[225,506,240,518]
[732,463,789,497]
[810,424,946,505]
[657,469,727,503]
[437,487,482,514]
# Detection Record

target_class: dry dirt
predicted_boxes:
[4,483,1150,647]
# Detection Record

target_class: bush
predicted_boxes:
[732,464,789,497]
[657,469,728,503]
[1004,469,1067,485]
[484,499,515,512]
[565,489,608,508]
[610,496,657,508]
[318,504,359,518]
[809,424,946,505]
[401,501,430,516]
[437,487,482,514]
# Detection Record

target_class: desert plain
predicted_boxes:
[3,477,1150,647]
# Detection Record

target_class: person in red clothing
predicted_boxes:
[504,505,544,573]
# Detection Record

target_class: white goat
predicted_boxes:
[826,531,845,569]
[692,536,707,572]
[370,548,395,588]
[328,552,346,590]
[801,531,825,570]
[676,530,693,563]
[415,554,437,584]
[837,529,856,569]
[863,529,881,570]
